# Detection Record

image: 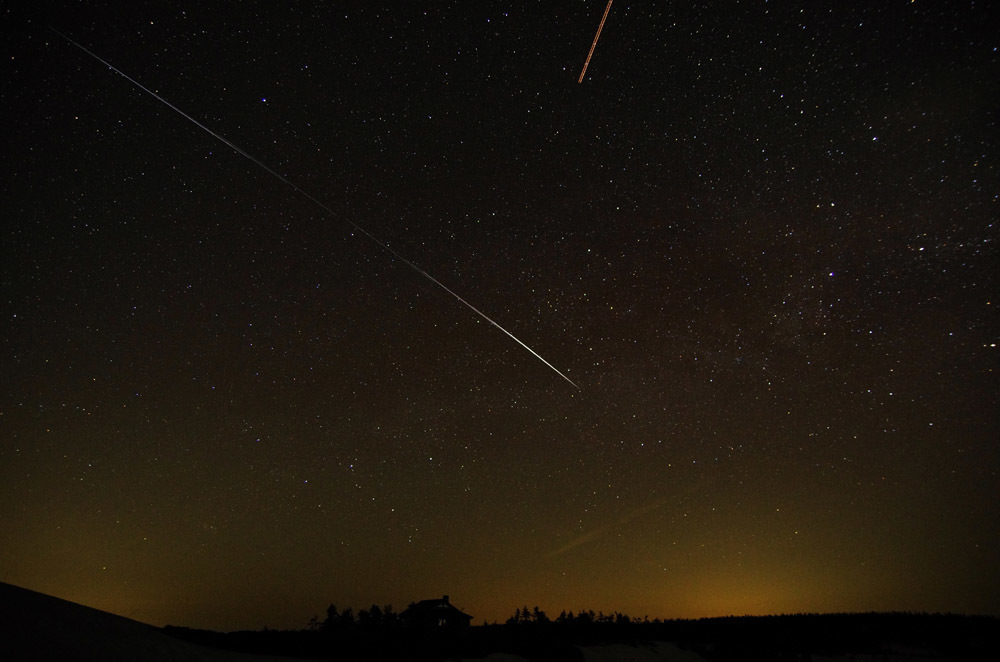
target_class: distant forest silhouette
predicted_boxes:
[163,607,997,662]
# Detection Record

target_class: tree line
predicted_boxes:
[307,603,403,631]
[505,605,648,627]
[303,602,649,631]
[163,607,998,662]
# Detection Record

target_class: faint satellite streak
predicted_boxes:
[547,497,666,558]
[578,0,615,83]
[50,27,580,391]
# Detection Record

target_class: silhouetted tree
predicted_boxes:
[321,604,339,631]
[339,607,355,628]
[382,604,398,628]
[358,604,384,629]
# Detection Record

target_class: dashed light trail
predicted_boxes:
[50,27,580,391]
[578,0,614,83]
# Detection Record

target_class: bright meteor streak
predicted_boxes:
[578,0,614,83]
[50,27,580,391]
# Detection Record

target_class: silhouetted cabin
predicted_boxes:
[400,595,472,629]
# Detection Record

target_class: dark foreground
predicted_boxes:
[164,611,996,661]
[1,582,995,661]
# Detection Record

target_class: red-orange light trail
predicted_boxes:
[578,0,614,83]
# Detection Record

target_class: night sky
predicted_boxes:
[2,1,997,631]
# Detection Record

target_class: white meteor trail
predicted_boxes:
[51,27,580,391]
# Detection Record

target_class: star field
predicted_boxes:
[1,1,997,630]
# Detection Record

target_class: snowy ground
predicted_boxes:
[460,643,707,662]
[577,641,708,662]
